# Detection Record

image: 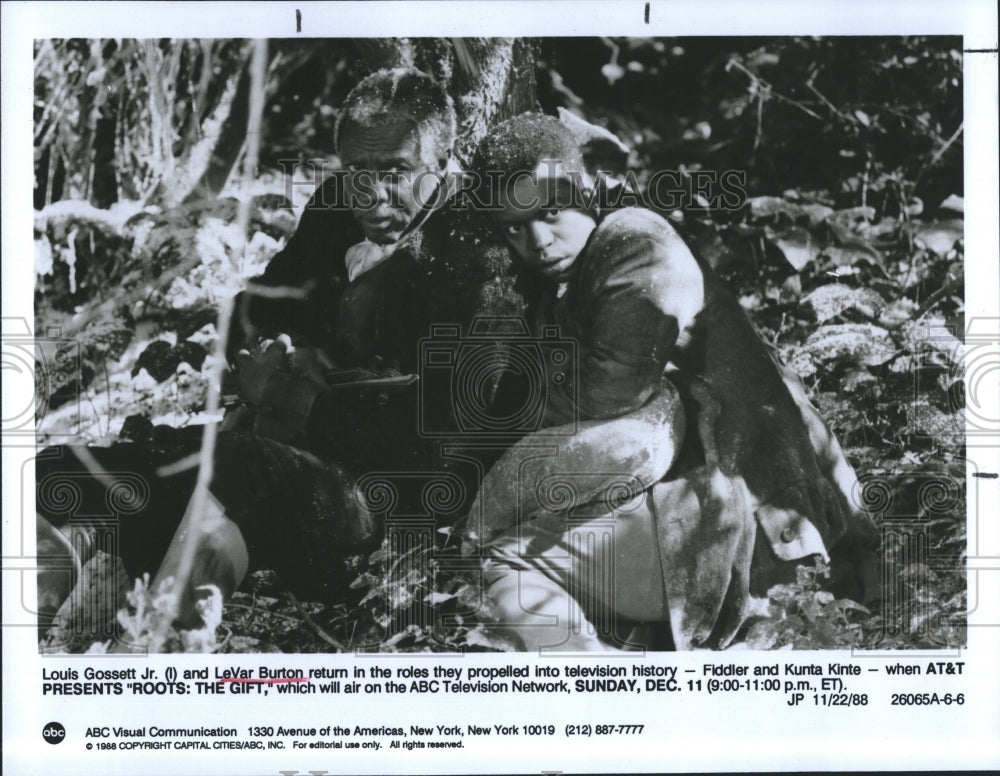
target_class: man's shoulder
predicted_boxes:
[263,176,364,280]
[297,176,363,232]
[585,207,699,283]
[593,206,677,244]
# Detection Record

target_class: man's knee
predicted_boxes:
[479,562,632,652]
[193,515,250,596]
[210,432,383,592]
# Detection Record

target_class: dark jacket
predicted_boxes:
[530,207,880,648]
[230,176,529,372]
[234,175,536,478]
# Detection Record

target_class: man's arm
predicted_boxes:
[227,177,361,360]
[234,337,418,469]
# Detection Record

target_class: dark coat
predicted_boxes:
[531,207,880,648]
[232,175,538,487]
[229,175,531,372]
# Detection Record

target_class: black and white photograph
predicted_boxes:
[26,32,969,654]
[4,2,999,774]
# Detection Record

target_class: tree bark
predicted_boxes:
[350,37,538,160]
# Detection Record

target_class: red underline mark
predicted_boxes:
[219,677,310,684]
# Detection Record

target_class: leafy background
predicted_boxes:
[33,37,967,652]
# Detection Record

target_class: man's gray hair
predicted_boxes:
[335,67,457,161]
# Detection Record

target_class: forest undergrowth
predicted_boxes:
[33,37,968,652]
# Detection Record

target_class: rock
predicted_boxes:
[119,413,153,442]
[801,284,886,323]
[802,323,897,367]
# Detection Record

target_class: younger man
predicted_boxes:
[469,113,880,650]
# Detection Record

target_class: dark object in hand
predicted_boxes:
[132,340,207,381]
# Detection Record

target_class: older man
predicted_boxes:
[37,68,526,636]
[229,67,530,471]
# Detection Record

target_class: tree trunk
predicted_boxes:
[351,37,538,160]
[147,41,251,208]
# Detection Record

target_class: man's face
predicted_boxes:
[340,120,447,244]
[495,174,597,282]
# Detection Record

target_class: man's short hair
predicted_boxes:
[474,113,584,175]
[335,67,457,162]
[472,112,588,202]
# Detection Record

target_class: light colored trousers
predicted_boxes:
[468,387,685,652]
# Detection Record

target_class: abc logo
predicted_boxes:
[42,722,66,744]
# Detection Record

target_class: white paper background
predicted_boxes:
[4,2,998,774]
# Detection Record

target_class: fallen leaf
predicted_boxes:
[766,226,819,270]
[907,400,964,442]
[912,219,963,256]
[749,196,801,221]
[938,194,964,214]
[423,591,456,606]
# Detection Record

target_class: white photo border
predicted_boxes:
[4,2,998,774]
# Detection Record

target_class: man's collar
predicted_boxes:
[345,159,465,283]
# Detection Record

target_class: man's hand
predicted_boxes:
[234,335,293,407]
[287,345,336,388]
[232,336,334,447]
